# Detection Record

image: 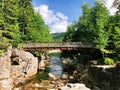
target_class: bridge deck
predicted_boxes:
[22,42,95,50]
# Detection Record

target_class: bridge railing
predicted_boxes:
[22,42,95,50]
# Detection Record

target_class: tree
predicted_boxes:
[18,0,52,42]
[92,0,110,49]
[73,3,94,42]
[0,0,21,47]
[113,0,120,14]
[63,22,77,42]
[18,0,35,41]
[30,12,53,42]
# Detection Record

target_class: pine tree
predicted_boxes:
[92,0,110,49]
[73,3,93,42]
[113,0,120,14]
[30,12,52,42]
[63,22,77,42]
[0,0,21,47]
[18,0,34,41]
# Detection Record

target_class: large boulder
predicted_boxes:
[0,47,38,90]
[11,49,38,79]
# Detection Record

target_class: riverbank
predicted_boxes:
[61,56,120,90]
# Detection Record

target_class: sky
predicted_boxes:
[32,0,117,33]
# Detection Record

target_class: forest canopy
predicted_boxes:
[0,0,53,47]
[63,0,120,62]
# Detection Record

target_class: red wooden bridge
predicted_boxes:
[22,42,96,50]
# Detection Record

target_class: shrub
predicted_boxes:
[104,58,114,65]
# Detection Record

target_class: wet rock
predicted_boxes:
[61,73,68,80]
[41,53,46,60]
[116,62,120,72]
[62,58,72,65]
[33,83,41,88]
[73,83,86,88]
[39,60,46,71]
[69,76,74,80]
[48,73,57,80]
[58,83,91,90]
[88,60,99,65]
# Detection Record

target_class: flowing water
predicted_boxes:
[50,56,63,76]
[15,56,63,89]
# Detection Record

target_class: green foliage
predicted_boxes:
[0,37,11,47]
[64,1,110,49]
[62,0,120,62]
[12,32,22,47]
[0,0,21,47]
[0,0,53,48]
[92,0,110,49]
[0,49,6,56]
[29,13,53,42]
[112,27,120,49]
[18,2,53,42]
[73,3,93,42]
[100,48,114,54]
[104,58,114,65]
[63,22,77,41]
[51,32,65,42]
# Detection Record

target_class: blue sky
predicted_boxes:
[33,0,94,22]
[32,0,116,33]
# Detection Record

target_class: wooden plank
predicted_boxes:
[23,42,95,50]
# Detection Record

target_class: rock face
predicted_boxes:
[0,46,38,90]
[87,64,120,90]
[62,57,120,90]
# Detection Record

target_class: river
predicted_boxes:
[50,56,63,76]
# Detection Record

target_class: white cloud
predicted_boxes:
[34,4,69,33]
[105,0,118,15]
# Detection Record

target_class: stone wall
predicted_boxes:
[0,46,38,90]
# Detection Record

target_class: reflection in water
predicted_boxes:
[50,56,63,76]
